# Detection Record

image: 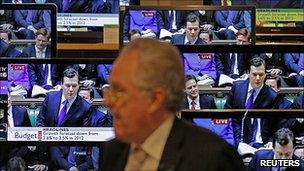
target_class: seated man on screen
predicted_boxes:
[283,53,304,87]
[225,57,279,149]
[217,28,251,81]
[183,74,235,145]
[101,38,245,171]
[23,28,51,58]
[13,9,45,39]
[170,13,207,45]
[0,30,23,57]
[214,10,245,40]
[249,128,304,171]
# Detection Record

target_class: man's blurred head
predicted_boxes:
[62,68,79,100]
[185,13,200,43]
[249,57,266,89]
[273,128,295,160]
[185,75,199,100]
[0,31,12,44]
[265,76,281,92]
[199,30,212,44]
[78,87,94,103]
[236,28,249,45]
[104,38,184,144]
[35,28,50,51]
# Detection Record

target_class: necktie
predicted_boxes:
[245,89,255,109]
[125,146,147,171]
[227,11,234,24]
[58,100,68,126]
[68,146,77,166]
[26,10,34,25]
[191,100,196,110]
[62,0,70,12]
[185,41,191,45]
[230,53,236,75]
[43,64,49,86]
[298,53,304,70]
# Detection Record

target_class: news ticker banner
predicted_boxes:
[57,13,119,27]
[7,127,115,142]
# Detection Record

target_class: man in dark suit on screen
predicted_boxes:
[225,57,279,149]
[170,13,207,45]
[249,128,304,171]
[183,74,235,145]
[101,38,245,171]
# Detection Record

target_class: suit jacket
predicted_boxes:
[293,95,304,109]
[91,107,112,127]
[49,0,91,13]
[0,39,10,57]
[101,117,245,171]
[22,45,51,58]
[97,64,112,87]
[249,149,304,171]
[50,146,93,171]
[214,10,245,30]
[28,63,59,89]
[157,10,184,31]
[224,79,279,146]
[284,53,304,74]
[170,34,206,45]
[12,106,31,127]
[184,95,235,145]
[217,53,251,77]
[36,90,92,127]
[13,10,44,29]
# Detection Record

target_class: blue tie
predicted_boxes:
[246,89,255,109]
[58,100,68,126]
[169,10,174,31]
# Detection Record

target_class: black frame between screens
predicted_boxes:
[0,3,57,58]
[119,5,256,49]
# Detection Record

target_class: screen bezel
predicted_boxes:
[0,3,57,58]
[119,5,256,49]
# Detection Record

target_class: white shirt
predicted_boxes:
[7,106,14,127]
[169,10,177,30]
[125,115,174,171]
[187,96,200,110]
[230,53,239,75]
[184,36,198,45]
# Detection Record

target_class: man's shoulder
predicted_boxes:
[254,149,273,158]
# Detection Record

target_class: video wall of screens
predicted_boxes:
[0,3,57,58]
[120,6,256,47]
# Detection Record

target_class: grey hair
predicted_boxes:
[121,38,185,113]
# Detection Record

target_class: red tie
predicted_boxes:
[191,100,196,110]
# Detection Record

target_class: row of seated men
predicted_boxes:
[1,60,304,170]
[123,9,252,42]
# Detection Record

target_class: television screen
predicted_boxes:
[120,6,256,47]
[47,0,120,43]
[0,3,57,58]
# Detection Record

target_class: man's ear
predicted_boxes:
[147,87,166,114]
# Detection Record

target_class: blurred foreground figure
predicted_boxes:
[101,38,245,171]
